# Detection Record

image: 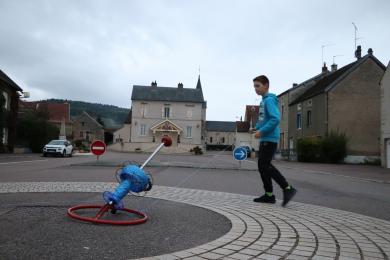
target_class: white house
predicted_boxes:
[205,121,236,150]
[110,78,206,153]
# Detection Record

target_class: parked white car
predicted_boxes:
[43,140,73,157]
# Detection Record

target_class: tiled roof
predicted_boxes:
[290,54,386,106]
[277,72,326,98]
[236,121,250,132]
[206,121,236,132]
[0,69,23,91]
[73,111,103,128]
[131,85,205,103]
[19,101,70,123]
[46,103,70,123]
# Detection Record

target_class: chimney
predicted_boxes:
[331,63,337,72]
[151,81,157,87]
[368,48,373,55]
[355,45,362,59]
[322,62,328,74]
[292,83,298,88]
[178,82,183,89]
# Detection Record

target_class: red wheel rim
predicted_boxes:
[67,204,148,225]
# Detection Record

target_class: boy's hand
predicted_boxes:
[254,131,261,139]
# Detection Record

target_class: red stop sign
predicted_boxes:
[91,140,106,156]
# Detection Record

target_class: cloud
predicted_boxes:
[0,0,389,120]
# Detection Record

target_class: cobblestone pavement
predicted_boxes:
[1,182,390,260]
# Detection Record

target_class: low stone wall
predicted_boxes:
[108,142,204,154]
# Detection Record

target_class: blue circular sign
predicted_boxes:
[233,147,248,161]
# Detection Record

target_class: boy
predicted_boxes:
[252,75,297,206]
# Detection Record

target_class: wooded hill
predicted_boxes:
[45,99,130,129]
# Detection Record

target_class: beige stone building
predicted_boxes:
[113,111,131,150]
[277,67,328,154]
[72,111,104,145]
[111,78,206,153]
[380,62,390,168]
[288,47,386,161]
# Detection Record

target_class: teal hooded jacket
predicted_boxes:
[255,93,280,143]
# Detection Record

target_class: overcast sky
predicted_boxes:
[1,0,389,121]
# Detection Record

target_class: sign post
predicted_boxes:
[233,146,248,169]
[91,140,106,162]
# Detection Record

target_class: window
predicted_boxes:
[221,137,225,143]
[81,122,85,127]
[2,91,9,110]
[2,128,8,144]
[209,137,213,143]
[79,131,83,138]
[296,113,302,129]
[163,106,170,118]
[140,124,146,136]
[281,105,284,118]
[186,126,192,138]
[140,103,147,117]
[186,110,193,119]
[307,110,312,127]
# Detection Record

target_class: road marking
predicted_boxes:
[0,159,48,165]
[0,156,33,159]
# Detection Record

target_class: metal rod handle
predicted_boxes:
[140,142,165,169]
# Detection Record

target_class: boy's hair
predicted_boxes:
[253,75,269,86]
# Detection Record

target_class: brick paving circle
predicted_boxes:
[1,182,390,260]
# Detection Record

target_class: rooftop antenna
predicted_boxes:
[352,22,363,52]
[321,43,334,66]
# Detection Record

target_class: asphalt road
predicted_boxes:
[1,152,390,221]
[0,192,231,260]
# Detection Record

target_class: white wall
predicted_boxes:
[235,132,259,151]
[206,131,235,145]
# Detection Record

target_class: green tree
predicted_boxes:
[297,132,347,163]
[16,110,59,153]
[321,131,347,163]
[97,116,105,127]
